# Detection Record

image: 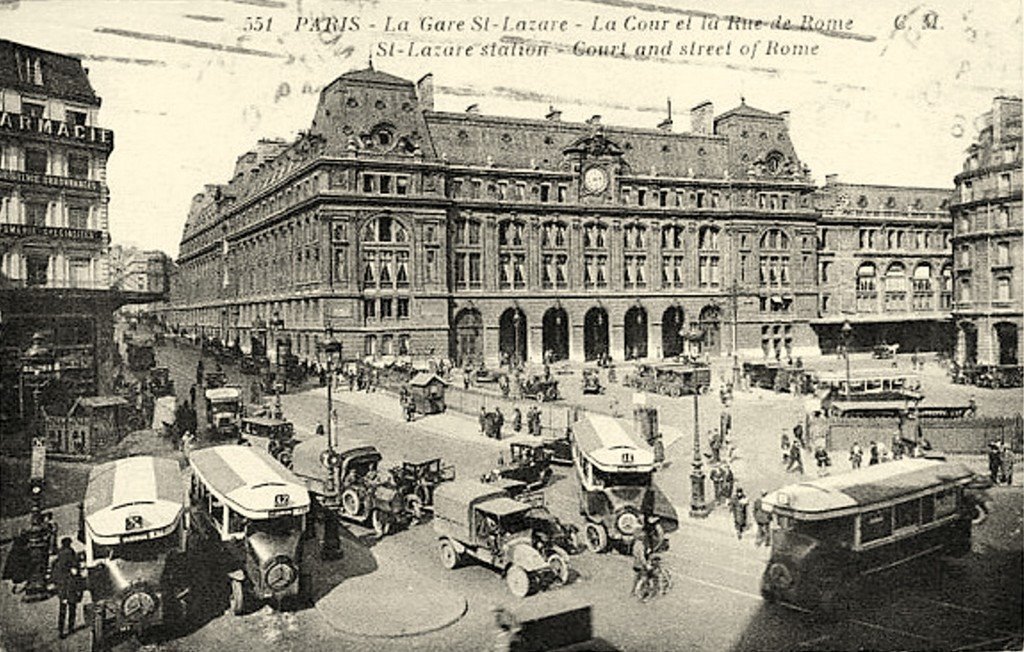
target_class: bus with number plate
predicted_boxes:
[81,456,190,651]
[760,458,976,611]
[571,412,658,554]
[188,445,310,614]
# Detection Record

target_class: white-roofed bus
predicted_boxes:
[760,458,977,612]
[571,412,659,554]
[188,445,311,614]
[80,456,190,651]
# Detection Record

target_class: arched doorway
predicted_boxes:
[662,306,685,358]
[542,307,569,362]
[698,305,721,356]
[995,322,1019,366]
[499,308,527,365]
[584,307,609,362]
[452,308,483,367]
[624,306,648,360]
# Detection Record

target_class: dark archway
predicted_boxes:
[624,306,648,360]
[995,322,1019,366]
[960,322,978,367]
[499,308,527,365]
[542,307,569,362]
[452,308,483,367]
[584,307,609,362]
[698,305,721,356]
[662,306,685,358]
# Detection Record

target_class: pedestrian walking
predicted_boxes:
[891,434,905,461]
[52,538,80,638]
[709,430,722,464]
[512,407,522,433]
[850,442,863,469]
[189,383,197,406]
[988,442,1002,483]
[730,488,749,540]
[196,359,204,385]
[814,446,831,476]
[787,442,803,474]
[479,407,488,437]
[753,491,771,547]
[720,410,732,437]
[722,464,735,501]
[1000,443,1015,485]
[316,423,325,437]
[781,431,791,466]
[869,441,880,465]
[710,464,724,502]
[494,408,505,441]
[793,422,805,449]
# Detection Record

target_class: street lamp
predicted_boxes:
[688,324,710,518]
[19,332,54,602]
[323,326,342,453]
[841,319,853,399]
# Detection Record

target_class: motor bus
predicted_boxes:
[188,445,311,614]
[571,412,657,554]
[760,458,977,612]
[81,456,190,651]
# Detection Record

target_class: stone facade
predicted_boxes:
[952,97,1023,366]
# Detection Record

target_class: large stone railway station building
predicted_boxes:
[165,67,991,368]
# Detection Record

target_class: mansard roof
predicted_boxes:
[337,67,414,87]
[815,178,953,214]
[0,39,100,106]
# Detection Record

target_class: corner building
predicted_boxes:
[0,40,119,430]
[169,68,828,366]
[951,97,1023,367]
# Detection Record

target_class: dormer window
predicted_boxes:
[765,151,784,175]
[17,53,43,85]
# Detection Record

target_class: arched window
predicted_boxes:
[759,228,789,250]
[583,222,609,290]
[361,215,411,297]
[662,224,685,250]
[498,219,527,289]
[912,263,933,309]
[623,223,647,289]
[698,225,720,250]
[857,263,877,293]
[541,220,568,289]
[884,262,907,310]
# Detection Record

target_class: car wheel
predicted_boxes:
[277,450,293,469]
[584,522,608,553]
[439,539,459,570]
[229,579,247,616]
[371,509,391,538]
[547,549,571,585]
[506,565,533,598]
[341,488,362,518]
[971,502,989,526]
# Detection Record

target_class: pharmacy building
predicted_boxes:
[166,67,958,367]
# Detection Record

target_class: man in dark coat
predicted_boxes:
[730,488,750,540]
[494,408,505,441]
[479,407,488,437]
[52,537,80,637]
[511,408,522,433]
[709,464,724,503]
[753,491,772,547]
[988,442,1002,483]
[869,441,880,466]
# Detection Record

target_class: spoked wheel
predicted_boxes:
[439,539,460,570]
[341,488,362,518]
[584,522,608,553]
[547,547,571,585]
[505,565,533,598]
[371,509,392,538]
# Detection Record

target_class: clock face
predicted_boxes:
[583,167,608,193]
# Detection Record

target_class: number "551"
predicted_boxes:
[245,16,273,31]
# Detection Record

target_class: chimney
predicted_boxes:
[824,173,838,185]
[416,73,434,111]
[779,110,790,128]
[465,104,480,114]
[658,98,673,131]
[690,101,713,135]
[586,115,601,125]
[545,106,562,121]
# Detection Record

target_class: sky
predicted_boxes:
[1,0,1021,257]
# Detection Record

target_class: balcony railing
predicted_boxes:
[912,293,934,311]
[884,291,907,311]
[0,169,102,191]
[0,222,106,241]
[2,278,108,290]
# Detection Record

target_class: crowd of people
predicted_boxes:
[478,405,544,440]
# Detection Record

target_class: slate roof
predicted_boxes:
[0,39,100,106]
[815,180,953,214]
[337,67,414,87]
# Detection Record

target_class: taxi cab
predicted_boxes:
[81,456,190,651]
[188,445,311,614]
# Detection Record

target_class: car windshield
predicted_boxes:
[791,516,854,546]
[95,530,176,563]
[593,468,651,488]
[247,515,302,538]
[499,511,530,535]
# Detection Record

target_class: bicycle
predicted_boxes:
[633,556,672,602]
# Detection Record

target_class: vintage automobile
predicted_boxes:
[388,457,456,521]
[872,343,900,359]
[581,369,604,395]
[239,354,266,376]
[290,439,413,536]
[526,503,582,557]
[974,364,1024,389]
[624,363,710,397]
[521,375,560,402]
[540,431,574,466]
[204,371,228,390]
[205,386,243,438]
[240,416,297,468]
[188,445,311,614]
[82,456,191,651]
[126,341,156,373]
[761,459,976,612]
[473,367,506,385]
[482,441,554,489]
[433,481,571,597]
[147,367,175,398]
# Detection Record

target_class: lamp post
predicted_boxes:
[323,326,342,453]
[20,333,54,602]
[688,324,710,518]
[841,319,853,399]
[269,311,285,395]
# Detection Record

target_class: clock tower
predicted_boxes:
[563,129,625,204]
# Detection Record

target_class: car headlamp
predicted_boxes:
[616,510,641,535]
[265,560,296,591]
[122,590,156,620]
